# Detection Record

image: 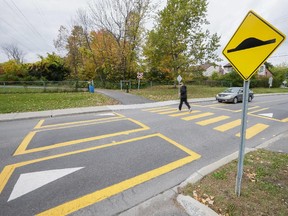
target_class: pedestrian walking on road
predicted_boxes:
[178,82,192,112]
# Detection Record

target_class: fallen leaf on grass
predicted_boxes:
[246,172,257,182]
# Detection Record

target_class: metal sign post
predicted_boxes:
[268,77,273,88]
[137,72,143,90]
[177,75,182,84]
[222,10,285,197]
[235,80,249,196]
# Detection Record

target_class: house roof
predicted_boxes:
[223,63,232,67]
[223,62,274,76]
[198,62,220,70]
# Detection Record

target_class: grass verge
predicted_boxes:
[182,149,288,216]
[0,92,118,113]
[131,85,288,101]
[131,85,226,101]
[1,85,287,113]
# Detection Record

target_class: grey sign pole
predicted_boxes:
[235,80,250,196]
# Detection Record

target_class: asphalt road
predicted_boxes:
[0,94,287,215]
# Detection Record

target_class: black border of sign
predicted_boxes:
[222,10,286,80]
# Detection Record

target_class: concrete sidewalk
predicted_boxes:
[0,89,216,122]
[1,90,287,216]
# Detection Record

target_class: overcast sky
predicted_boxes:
[0,0,287,66]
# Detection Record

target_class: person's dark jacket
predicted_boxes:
[180,85,187,99]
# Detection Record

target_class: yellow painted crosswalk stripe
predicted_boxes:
[182,112,214,121]
[170,110,200,117]
[214,119,241,132]
[149,107,175,113]
[196,115,230,126]
[142,106,171,111]
[236,123,269,139]
[158,109,179,114]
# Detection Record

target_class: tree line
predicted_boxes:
[0,0,287,88]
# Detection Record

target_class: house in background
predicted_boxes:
[258,64,273,77]
[223,63,273,77]
[223,63,233,74]
[200,62,224,77]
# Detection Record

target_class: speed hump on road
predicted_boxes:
[223,10,286,80]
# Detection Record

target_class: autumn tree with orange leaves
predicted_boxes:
[89,0,152,81]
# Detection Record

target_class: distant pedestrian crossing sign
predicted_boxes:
[177,75,182,83]
[223,10,286,80]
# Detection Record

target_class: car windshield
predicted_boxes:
[223,88,239,93]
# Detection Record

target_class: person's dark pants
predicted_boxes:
[179,98,190,110]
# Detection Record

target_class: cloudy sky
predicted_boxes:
[0,0,287,66]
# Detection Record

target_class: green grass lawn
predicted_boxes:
[131,85,288,101]
[131,85,226,101]
[182,149,288,215]
[0,85,287,113]
[0,92,118,113]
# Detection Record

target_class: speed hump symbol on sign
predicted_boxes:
[223,10,286,80]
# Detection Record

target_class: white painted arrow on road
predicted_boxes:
[258,113,273,118]
[8,167,84,202]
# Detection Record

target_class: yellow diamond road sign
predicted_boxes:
[223,11,286,80]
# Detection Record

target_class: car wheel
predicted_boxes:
[248,96,253,102]
[233,97,238,104]
[218,100,222,103]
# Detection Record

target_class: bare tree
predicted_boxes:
[53,25,69,53]
[2,44,25,63]
[89,0,152,80]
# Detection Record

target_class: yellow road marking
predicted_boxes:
[236,123,269,139]
[158,109,179,115]
[142,106,171,111]
[34,120,45,129]
[248,107,269,114]
[14,131,37,155]
[0,134,200,213]
[248,113,282,122]
[37,157,196,216]
[204,103,225,107]
[149,107,176,113]
[248,106,260,110]
[34,118,124,133]
[252,98,288,105]
[170,110,200,117]
[157,133,200,158]
[196,116,230,126]
[281,118,288,122]
[199,105,261,113]
[214,119,241,132]
[14,118,149,155]
[0,165,15,194]
[35,116,123,130]
[182,112,214,121]
[36,134,200,216]
[2,134,161,194]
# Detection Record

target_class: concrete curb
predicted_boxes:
[175,132,287,216]
[0,98,215,122]
[124,132,287,216]
[177,195,218,216]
